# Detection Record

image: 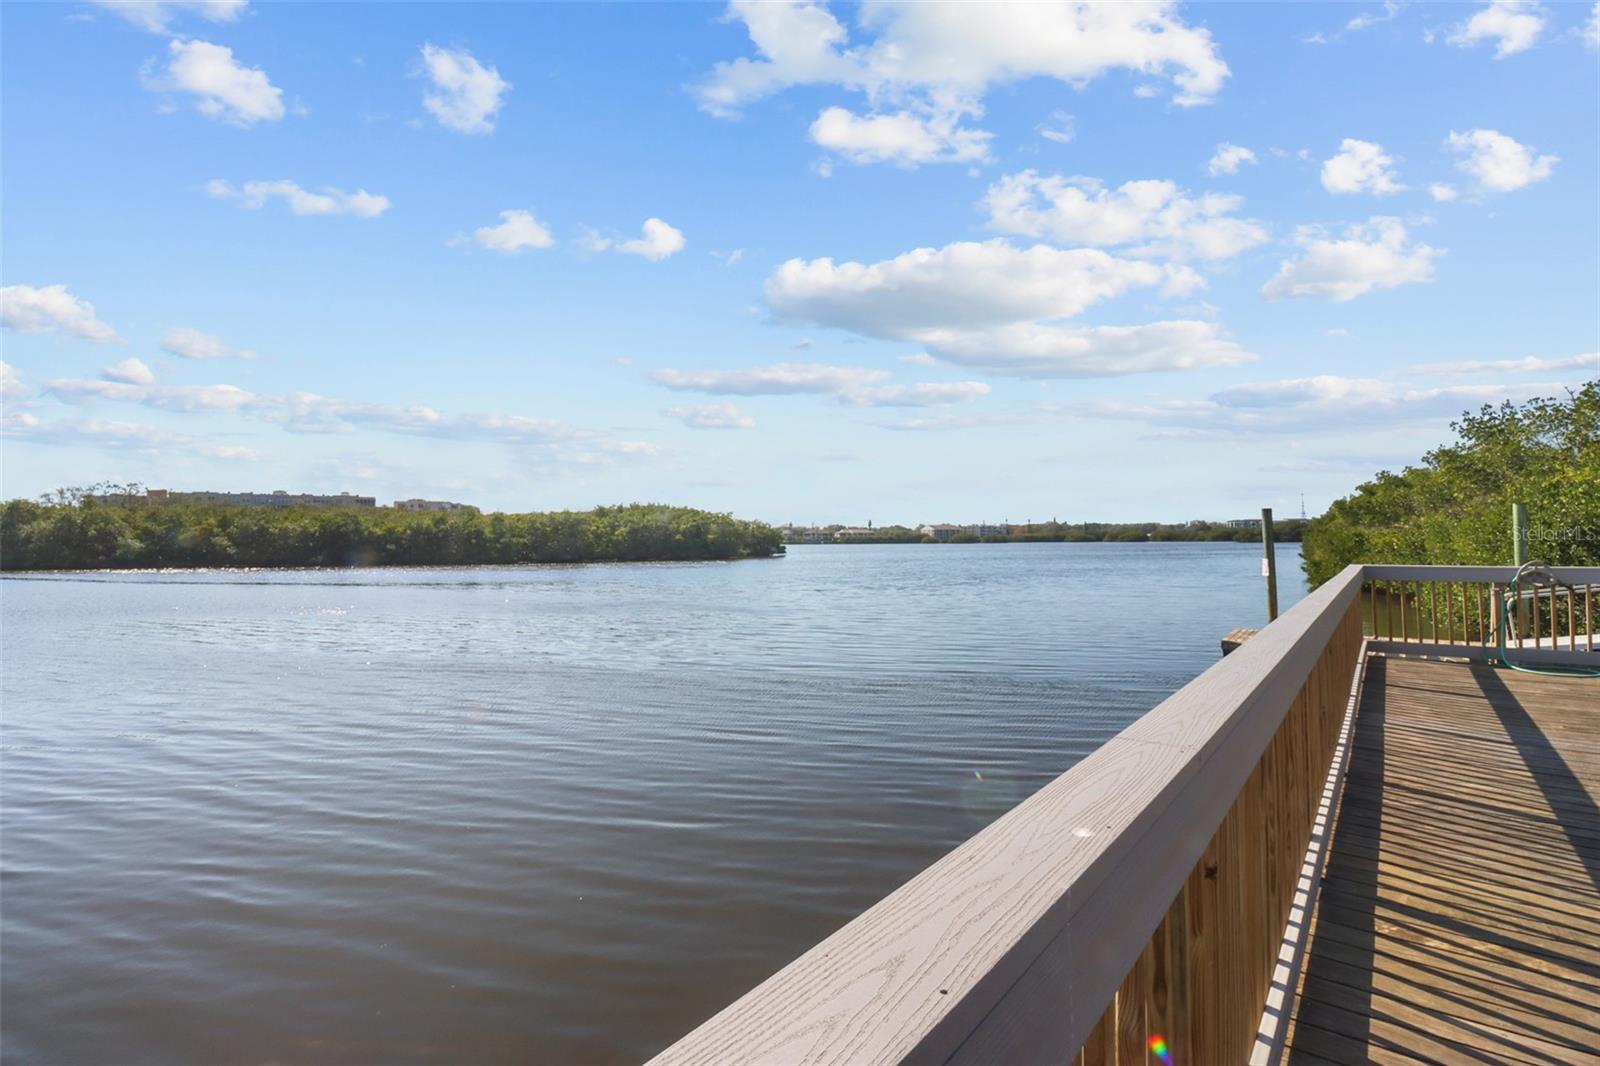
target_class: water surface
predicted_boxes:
[1,543,1305,1064]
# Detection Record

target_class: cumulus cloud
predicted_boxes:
[162,326,256,360]
[0,284,122,344]
[1320,138,1404,195]
[102,357,156,386]
[206,178,390,217]
[981,172,1268,260]
[1429,183,1459,202]
[1208,143,1257,176]
[762,240,1250,378]
[697,1,1229,165]
[143,39,284,126]
[1262,217,1439,302]
[663,402,757,429]
[1445,128,1557,191]
[1406,352,1599,375]
[1446,0,1546,56]
[766,240,1169,336]
[809,105,991,166]
[472,209,554,253]
[1080,376,1568,437]
[93,0,248,33]
[420,44,511,134]
[618,218,686,260]
[1585,3,1600,47]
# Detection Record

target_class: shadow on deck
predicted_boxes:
[1285,656,1600,1065]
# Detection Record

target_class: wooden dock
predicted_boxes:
[1284,655,1600,1064]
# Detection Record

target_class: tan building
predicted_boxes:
[393,498,475,513]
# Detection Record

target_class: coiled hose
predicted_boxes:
[1496,561,1600,677]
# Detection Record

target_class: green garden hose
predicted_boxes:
[1496,562,1600,677]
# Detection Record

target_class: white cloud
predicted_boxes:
[664,402,757,429]
[1445,128,1557,191]
[1262,217,1440,302]
[472,209,555,254]
[1429,183,1459,202]
[809,105,991,166]
[206,178,390,217]
[1038,111,1075,144]
[1347,1,1403,32]
[162,326,256,360]
[1,412,265,460]
[767,239,1169,336]
[0,284,122,344]
[419,44,511,134]
[1585,3,1600,47]
[762,240,1250,379]
[697,1,1229,164]
[36,374,655,459]
[981,172,1268,260]
[1406,352,1599,375]
[102,357,156,386]
[1207,142,1257,176]
[93,0,247,33]
[143,39,284,126]
[653,362,889,396]
[617,218,686,260]
[1446,0,1546,56]
[1081,376,1568,436]
[909,320,1253,379]
[1320,138,1404,195]
[652,361,989,407]
[1,361,30,402]
[847,381,991,406]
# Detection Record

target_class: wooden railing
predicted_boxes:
[647,563,1597,1066]
[1361,564,1597,662]
[647,564,1369,1066]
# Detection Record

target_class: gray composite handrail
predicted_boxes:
[648,564,1368,1065]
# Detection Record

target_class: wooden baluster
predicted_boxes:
[1568,585,1577,652]
[1475,582,1486,646]
[1116,948,1148,1066]
[1395,581,1405,642]
[1428,581,1438,643]
[1587,584,1594,654]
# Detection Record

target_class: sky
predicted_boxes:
[2,0,1597,525]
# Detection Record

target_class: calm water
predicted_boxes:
[1,543,1305,1065]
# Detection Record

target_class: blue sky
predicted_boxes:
[3,0,1597,523]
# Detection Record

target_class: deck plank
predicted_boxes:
[1285,656,1600,1065]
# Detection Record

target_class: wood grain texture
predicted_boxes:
[1284,656,1600,1065]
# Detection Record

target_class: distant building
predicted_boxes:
[918,523,961,542]
[1228,518,1263,530]
[88,488,376,509]
[394,498,475,513]
[834,527,876,541]
[963,523,1010,537]
[779,527,833,544]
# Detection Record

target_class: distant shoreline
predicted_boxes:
[0,500,783,572]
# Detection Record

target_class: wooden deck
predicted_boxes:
[1285,655,1600,1064]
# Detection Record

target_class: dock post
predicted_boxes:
[1512,502,1528,566]
[1262,507,1279,622]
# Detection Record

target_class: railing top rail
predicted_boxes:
[1360,564,1600,582]
[648,564,1368,1065]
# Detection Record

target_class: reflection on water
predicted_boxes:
[1,542,1304,1065]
